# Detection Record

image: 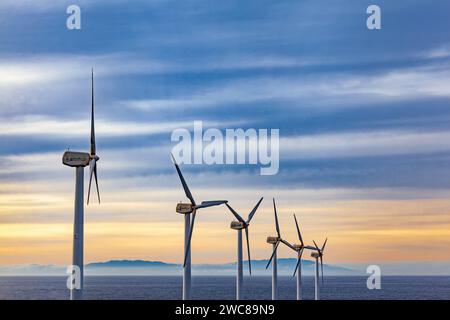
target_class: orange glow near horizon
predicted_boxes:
[1,186,450,266]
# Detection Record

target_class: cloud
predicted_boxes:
[0,115,194,138]
[124,62,450,113]
[3,51,450,120]
[281,129,450,159]
[421,45,450,59]
[0,53,325,89]
[0,53,325,120]
[0,54,168,87]
[0,0,167,11]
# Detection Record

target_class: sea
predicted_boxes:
[0,276,449,300]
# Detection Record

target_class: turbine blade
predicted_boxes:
[273,198,281,238]
[90,69,96,156]
[171,153,196,206]
[265,241,280,269]
[281,239,296,252]
[322,238,328,253]
[292,257,301,277]
[247,197,263,224]
[225,204,245,223]
[245,227,252,275]
[196,200,227,209]
[93,164,100,204]
[313,240,320,252]
[183,210,197,267]
[293,214,304,245]
[87,159,95,205]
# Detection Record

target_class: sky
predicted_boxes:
[1,1,450,273]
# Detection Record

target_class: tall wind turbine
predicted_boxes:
[171,154,227,300]
[283,214,316,300]
[226,197,263,300]
[62,69,101,300]
[265,198,292,300]
[311,238,327,300]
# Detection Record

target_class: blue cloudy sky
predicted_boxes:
[1,1,450,271]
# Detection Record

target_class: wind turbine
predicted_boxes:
[225,197,263,300]
[265,198,292,300]
[283,214,316,300]
[62,69,101,300]
[311,238,327,300]
[171,154,228,300]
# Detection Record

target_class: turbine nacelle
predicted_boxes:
[176,203,195,214]
[62,151,90,168]
[293,244,303,251]
[230,221,246,230]
[266,236,280,244]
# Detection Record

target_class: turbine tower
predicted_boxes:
[283,214,316,300]
[225,198,263,300]
[171,154,227,300]
[311,238,327,300]
[62,69,101,300]
[265,198,291,300]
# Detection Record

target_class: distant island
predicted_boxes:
[0,258,354,276]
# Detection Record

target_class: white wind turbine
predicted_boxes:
[311,238,328,300]
[62,69,101,300]
[171,154,228,300]
[265,198,292,300]
[283,214,316,300]
[225,197,263,300]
